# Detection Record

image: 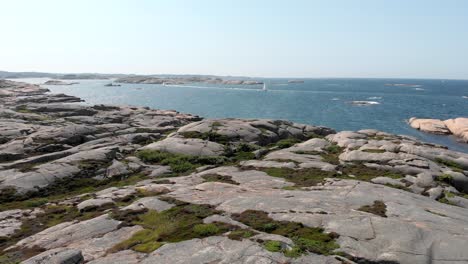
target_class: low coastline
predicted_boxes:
[1,79,468,263]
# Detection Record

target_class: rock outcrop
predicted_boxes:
[1,79,468,264]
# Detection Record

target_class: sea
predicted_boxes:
[13,78,468,153]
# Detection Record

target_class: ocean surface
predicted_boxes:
[15,78,468,153]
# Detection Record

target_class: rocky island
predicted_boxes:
[43,80,79,86]
[0,79,468,264]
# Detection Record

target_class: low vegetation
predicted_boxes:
[260,164,404,188]
[179,131,232,144]
[0,204,105,259]
[357,200,387,217]
[434,158,464,173]
[137,150,226,173]
[111,203,237,253]
[232,210,339,256]
[274,138,301,149]
[227,229,257,241]
[201,174,239,185]
[0,173,148,211]
[341,164,404,181]
[262,167,338,187]
[264,240,282,252]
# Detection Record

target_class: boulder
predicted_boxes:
[22,248,84,264]
[77,198,115,211]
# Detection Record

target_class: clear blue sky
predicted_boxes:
[1,0,467,79]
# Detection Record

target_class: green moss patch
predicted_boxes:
[137,150,226,173]
[232,210,339,256]
[358,200,387,217]
[264,240,282,252]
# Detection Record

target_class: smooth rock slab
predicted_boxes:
[86,250,146,264]
[141,236,339,264]
[14,214,121,250]
[140,137,225,156]
[123,197,174,212]
[77,198,115,211]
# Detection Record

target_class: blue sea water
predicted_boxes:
[17,78,468,153]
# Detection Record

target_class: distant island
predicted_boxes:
[115,76,263,85]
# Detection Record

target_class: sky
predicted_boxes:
[1,0,468,79]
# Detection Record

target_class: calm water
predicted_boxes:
[15,78,468,153]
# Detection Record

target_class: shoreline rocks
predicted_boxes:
[409,117,468,142]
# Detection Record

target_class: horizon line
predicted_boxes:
[1,70,467,81]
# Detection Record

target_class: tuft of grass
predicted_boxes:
[264,240,282,252]
[201,174,239,185]
[284,246,303,258]
[193,223,220,236]
[24,198,48,208]
[262,168,338,187]
[275,138,301,149]
[319,144,343,165]
[436,174,453,184]
[179,131,232,144]
[137,150,226,173]
[358,200,387,217]
[325,144,342,154]
[227,229,257,241]
[232,210,339,256]
[341,164,403,181]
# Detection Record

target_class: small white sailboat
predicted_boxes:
[262,82,267,91]
[162,82,167,86]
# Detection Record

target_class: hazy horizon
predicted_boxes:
[1,0,468,79]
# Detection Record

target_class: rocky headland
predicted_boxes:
[409,117,468,143]
[0,79,468,264]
